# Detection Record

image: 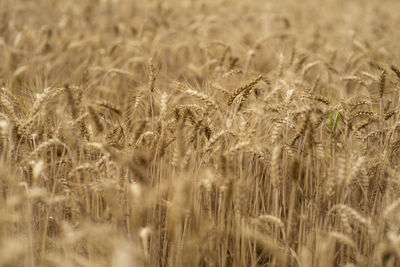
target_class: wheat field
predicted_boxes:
[1,0,400,266]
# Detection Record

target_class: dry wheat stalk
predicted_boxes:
[184,89,219,111]
[228,75,262,105]
[271,146,281,188]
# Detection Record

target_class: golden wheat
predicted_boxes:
[1,0,400,266]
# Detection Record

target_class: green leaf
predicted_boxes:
[333,113,340,132]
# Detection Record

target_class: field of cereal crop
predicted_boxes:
[1,0,400,266]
